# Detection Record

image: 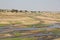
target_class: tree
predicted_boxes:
[24,10,28,12]
[38,11,40,13]
[11,9,18,13]
[0,9,4,12]
[20,10,23,12]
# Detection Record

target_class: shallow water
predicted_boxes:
[0,23,60,33]
[48,23,60,28]
[0,23,60,40]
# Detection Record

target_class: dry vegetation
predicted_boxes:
[0,9,60,40]
[0,9,60,28]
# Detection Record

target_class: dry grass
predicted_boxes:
[0,11,60,27]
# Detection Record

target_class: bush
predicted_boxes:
[11,9,18,13]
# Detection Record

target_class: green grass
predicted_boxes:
[13,32,22,37]
[26,23,50,28]
[0,24,9,27]
[1,38,21,40]
[51,28,60,35]
[9,21,22,24]
[1,38,35,40]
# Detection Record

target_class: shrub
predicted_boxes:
[11,9,18,13]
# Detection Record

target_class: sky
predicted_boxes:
[0,0,60,11]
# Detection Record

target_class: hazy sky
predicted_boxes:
[0,0,60,11]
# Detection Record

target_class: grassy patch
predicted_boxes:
[0,24,9,27]
[51,28,60,35]
[13,32,22,37]
[26,23,50,28]
[9,21,22,24]
[1,38,35,40]
[15,22,22,24]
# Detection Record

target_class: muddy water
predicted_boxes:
[0,23,60,40]
[48,23,60,28]
[0,23,60,33]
